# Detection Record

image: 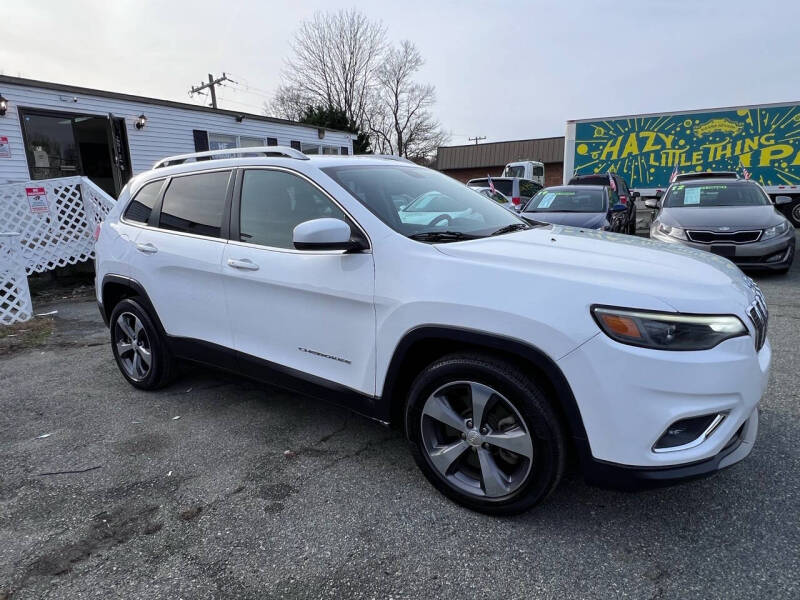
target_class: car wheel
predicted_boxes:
[109,298,175,390]
[405,353,565,515]
[790,202,800,228]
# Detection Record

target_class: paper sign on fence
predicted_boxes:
[25,187,50,214]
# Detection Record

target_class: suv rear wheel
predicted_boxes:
[109,298,175,390]
[405,353,565,515]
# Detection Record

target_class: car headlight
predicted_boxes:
[591,306,747,350]
[656,222,687,240]
[761,220,789,240]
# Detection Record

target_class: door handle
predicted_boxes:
[227,258,259,271]
[135,242,158,254]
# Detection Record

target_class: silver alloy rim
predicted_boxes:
[114,312,152,381]
[420,381,534,499]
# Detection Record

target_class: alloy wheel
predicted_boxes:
[420,380,534,499]
[114,312,152,381]
[792,203,800,226]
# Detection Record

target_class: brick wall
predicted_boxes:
[441,162,564,186]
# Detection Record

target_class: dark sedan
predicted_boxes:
[520,185,627,231]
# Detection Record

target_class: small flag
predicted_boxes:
[738,157,751,180]
[669,159,680,183]
[487,175,496,194]
[608,174,616,191]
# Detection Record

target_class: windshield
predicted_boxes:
[503,166,525,178]
[469,178,513,196]
[663,183,771,208]
[323,165,525,238]
[525,188,606,212]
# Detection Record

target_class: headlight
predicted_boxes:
[591,306,747,350]
[656,222,687,240]
[762,221,789,240]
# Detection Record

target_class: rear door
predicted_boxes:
[128,169,234,350]
[222,167,376,395]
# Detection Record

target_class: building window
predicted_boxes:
[300,142,340,155]
[267,137,278,146]
[290,141,302,151]
[208,133,267,156]
[341,147,349,155]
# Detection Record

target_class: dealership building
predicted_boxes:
[0,75,354,197]
[436,136,565,186]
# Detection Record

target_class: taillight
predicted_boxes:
[619,195,628,204]
[512,197,521,205]
[93,224,102,241]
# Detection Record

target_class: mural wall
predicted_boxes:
[573,104,800,187]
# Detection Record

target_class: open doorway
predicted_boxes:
[19,108,132,197]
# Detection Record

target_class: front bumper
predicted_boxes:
[557,329,770,483]
[650,228,795,269]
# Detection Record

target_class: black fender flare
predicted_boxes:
[100,274,166,335]
[381,326,591,457]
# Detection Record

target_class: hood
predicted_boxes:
[434,225,759,314]
[659,205,784,229]
[521,211,607,229]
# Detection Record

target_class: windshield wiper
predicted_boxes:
[490,223,531,236]
[408,230,478,242]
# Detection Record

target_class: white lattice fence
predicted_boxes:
[0,177,116,324]
[0,233,33,324]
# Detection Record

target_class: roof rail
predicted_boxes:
[153,146,308,169]
[363,154,416,165]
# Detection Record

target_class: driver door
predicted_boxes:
[222,168,376,395]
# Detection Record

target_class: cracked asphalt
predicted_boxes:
[1,254,799,599]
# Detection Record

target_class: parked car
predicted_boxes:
[522,185,627,231]
[647,178,795,273]
[96,146,769,515]
[467,177,542,209]
[567,172,638,234]
[471,186,513,209]
[501,161,545,187]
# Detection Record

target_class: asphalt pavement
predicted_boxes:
[1,258,798,599]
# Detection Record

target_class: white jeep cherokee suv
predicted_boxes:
[95,147,769,515]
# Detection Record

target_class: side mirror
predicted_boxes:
[644,198,660,209]
[632,191,641,198]
[611,203,627,213]
[655,189,664,199]
[774,195,793,205]
[293,218,365,252]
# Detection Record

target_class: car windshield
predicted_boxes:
[663,183,771,208]
[503,165,525,178]
[525,188,605,212]
[322,165,526,239]
[469,178,513,196]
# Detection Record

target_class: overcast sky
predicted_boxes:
[3,0,799,146]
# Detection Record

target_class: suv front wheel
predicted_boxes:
[406,353,565,515]
[109,298,175,390]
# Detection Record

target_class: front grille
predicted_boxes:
[686,229,762,244]
[746,283,768,350]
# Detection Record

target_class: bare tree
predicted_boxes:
[368,41,449,160]
[268,9,385,127]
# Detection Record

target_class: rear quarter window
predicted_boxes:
[123,180,164,224]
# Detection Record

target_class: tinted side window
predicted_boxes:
[159,171,231,238]
[520,181,541,197]
[124,180,163,224]
[239,170,346,249]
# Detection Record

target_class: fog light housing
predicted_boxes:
[653,414,725,452]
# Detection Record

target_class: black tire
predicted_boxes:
[109,297,176,390]
[788,202,800,228]
[405,353,565,515]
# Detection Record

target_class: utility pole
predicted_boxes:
[189,73,235,109]
[468,136,486,145]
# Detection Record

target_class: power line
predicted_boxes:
[189,72,237,109]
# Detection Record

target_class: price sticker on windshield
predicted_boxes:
[538,192,557,208]
[684,187,701,205]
